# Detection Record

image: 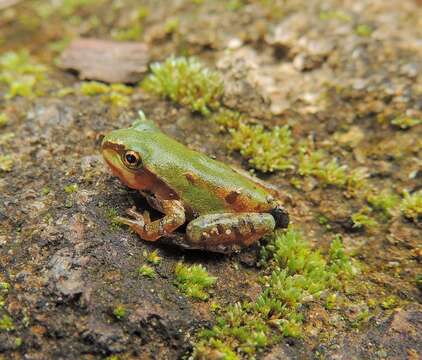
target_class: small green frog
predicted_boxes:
[102,113,288,253]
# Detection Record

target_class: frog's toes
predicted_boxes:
[116,216,140,227]
[142,210,151,224]
[125,206,144,221]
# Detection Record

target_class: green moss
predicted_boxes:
[164,18,180,34]
[351,213,378,230]
[106,356,120,360]
[0,113,8,128]
[380,295,398,310]
[328,235,354,276]
[110,83,134,95]
[143,249,161,265]
[138,264,156,279]
[41,186,51,196]
[416,274,422,291]
[319,10,351,22]
[226,0,245,11]
[367,190,400,217]
[391,116,421,129]
[142,57,224,116]
[64,183,78,194]
[105,207,122,230]
[48,37,71,54]
[0,51,47,99]
[351,309,371,328]
[212,109,245,131]
[0,155,13,172]
[112,24,143,41]
[113,305,127,320]
[299,150,346,187]
[14,337,23,348]
[401,190,422,222]
[298,149,368,192]
[59,0,97,16]
[81,81,109,95]
[0,283,10,292]
[325,293,337,310]
[228,123,293,173]
[194,338,240,360]
[80,81,132,107]
[174,263,217,301]
[355,24,373,37]
[0,314,14,331]
[56,87,76,97]
[0,132,15,145]
[193,229,354,357]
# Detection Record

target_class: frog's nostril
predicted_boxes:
[270,205,289,229]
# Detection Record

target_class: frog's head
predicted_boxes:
[101,118,158,190]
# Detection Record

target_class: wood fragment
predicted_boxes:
[58,38,150,84]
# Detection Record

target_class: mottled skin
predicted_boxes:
[101,117,289,253]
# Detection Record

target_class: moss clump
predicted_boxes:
[111,6,148,41]
[355,24,373,37]
[14,337,23,348]
[319,10,351,22]
[105,207,122,230]
[391,116,421,129]
[367,190,400,217]
[193,229,354,357]
[0,51,47,99]
[401,190,422,222]
[0,155,13,172]
[80,81,133,107]
[299,150,348,187]
[380,295,398,310]
[213,110,295,173]
[81,81,109,95]
[142,57,224,116]
[112,24,143,41]
[228,123,293,173]
[113,305,127,320]
[64,183,78,194]
[138,264,156,279]
[0,113,8,128]
[0,283,10,292]
[298,149,368,192]
[351,212,378,230]
[143,249,161,265]
[0,314,14,331]
[58,0,97,16]
[212,109,245,131]
[174,263,217,301]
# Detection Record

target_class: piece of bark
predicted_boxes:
[0,0,21,10]
[58,38,150,84]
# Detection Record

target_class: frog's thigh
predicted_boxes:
[186,213,275,247]
[119,200,185,241]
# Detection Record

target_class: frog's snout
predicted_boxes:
[270,205,289,229]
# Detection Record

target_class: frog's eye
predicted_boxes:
[122,150,142,169]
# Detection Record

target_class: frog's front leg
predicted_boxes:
[186,213,275,251]
[117,199,185,241]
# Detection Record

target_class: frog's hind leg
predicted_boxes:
[117,200,185,241]
[186,213,275,252]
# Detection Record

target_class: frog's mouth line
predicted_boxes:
[102,141,126,154]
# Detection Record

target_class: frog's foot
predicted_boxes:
[118,200,185,241]
[186,212,275,251]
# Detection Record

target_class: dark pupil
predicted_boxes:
[126,154,137,164]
